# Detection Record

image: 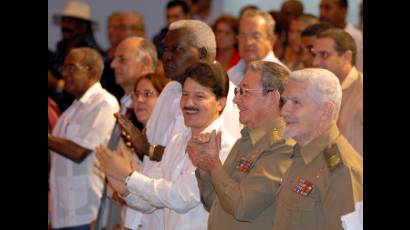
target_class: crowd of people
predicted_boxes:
[48,0,363,229]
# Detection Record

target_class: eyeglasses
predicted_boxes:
[234,86,264,96]
[234,86,275,97]
[59,64,91,75]
[236,33,268,41]
[131,90,157,100]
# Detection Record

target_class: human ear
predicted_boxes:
[216,97,226,114]
[320,102,335,121]
[342,50,353,65]
[199,47,208,60]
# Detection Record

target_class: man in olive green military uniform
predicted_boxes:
[187,61,294,230]
[274,68,363,230]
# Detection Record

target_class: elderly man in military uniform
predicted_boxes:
[187,61,294,230]
[273,68,363,230]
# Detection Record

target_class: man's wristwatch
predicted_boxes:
[148,145,156,160]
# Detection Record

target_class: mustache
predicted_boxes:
[183,106,199,112]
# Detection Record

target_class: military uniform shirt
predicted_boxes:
[196,118,294,230]
[272,124,363,230]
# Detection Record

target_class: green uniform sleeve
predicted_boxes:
[210,143,293,221]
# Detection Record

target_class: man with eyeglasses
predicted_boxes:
[187,61,294,229]
[48,47,119,230]
[221,10,288,140]
[312,28,363,156]
[49,0,104,113]
[96,61,235,230]
[228,10,285,86]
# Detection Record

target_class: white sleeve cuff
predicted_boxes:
[126,171,151,195]
[123,206,143,229]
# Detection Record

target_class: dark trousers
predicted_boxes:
[52,224,90,230]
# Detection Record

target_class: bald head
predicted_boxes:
[112,37,158,93]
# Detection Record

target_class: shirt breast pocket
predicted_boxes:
[282,190,318,229]
[65,124,81,140]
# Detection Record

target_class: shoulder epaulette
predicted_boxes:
[269,128,283,145]
[323,144,344,172]
[285,138,296,147]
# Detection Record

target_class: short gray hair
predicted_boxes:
[169,19,216,61]
[289,68,342,121]
[248,61,290,107]
[136,39,158,72]
[122,36,158,72]
[241,10,276,38]
[70,47,104,80]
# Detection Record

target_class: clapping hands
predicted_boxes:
[186,130,222,173]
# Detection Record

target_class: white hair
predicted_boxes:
[241,10,276,38]
[289,68,342,121]
[136,39,158,72]
[122,36,157,72]
[169,19,216,61]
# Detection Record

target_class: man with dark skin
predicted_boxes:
[49,0,103,112]
[48,48,118,162]
[48,47,119,230]
[96,19,216,229]
[116,19,215,162]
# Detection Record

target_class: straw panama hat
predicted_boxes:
[53,0,98,26]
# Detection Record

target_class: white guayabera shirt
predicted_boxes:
[124,117,235,230]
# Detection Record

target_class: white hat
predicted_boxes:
[53,0,98,26]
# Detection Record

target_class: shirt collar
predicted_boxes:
[236,51,279,75]
[341,66,360,90]
[248,117,286,146]
[78,82,102,104]
[185,116,224,140]
[299,123,340,165]
[120,94,133,108]
[262,51,275,62]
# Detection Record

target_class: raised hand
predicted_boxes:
[187,130,223,172]
[95,144,133,182]
[115,113,149,157]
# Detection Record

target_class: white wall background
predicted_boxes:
[48,0,362,52]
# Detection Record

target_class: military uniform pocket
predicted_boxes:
[281,193,316,229]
